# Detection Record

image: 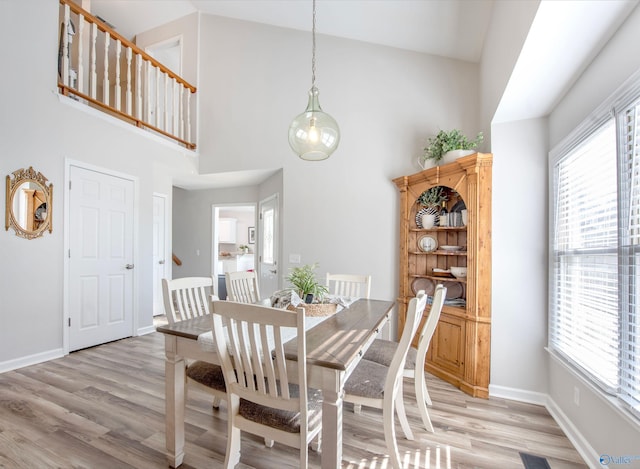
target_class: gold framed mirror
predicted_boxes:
[5,167,53,239]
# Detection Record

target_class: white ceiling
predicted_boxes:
[92,0,494,62]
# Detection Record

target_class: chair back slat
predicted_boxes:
[326,273,372,299]
[162,276,214,324]
[226,271,261,304]
[213,301,304,412]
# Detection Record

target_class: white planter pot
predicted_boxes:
[442,149,475,164]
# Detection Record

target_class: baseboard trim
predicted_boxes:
[490,384,600,468]
[0,348,65,374]
[489,383,548,406]
[545,396,601,469]
[137,325,156,336]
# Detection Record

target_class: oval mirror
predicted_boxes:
[5,167,53,239]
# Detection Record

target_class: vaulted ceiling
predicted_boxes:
[92,0,494,63]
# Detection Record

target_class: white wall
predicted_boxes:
[194,14,481,308]
[0,0,195,368]
[490,118,549,397]
[172,185,260,278]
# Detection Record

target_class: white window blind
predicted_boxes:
[619,100,640,418]
[551,119,619,390]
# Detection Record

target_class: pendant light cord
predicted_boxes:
[311,0,316,88]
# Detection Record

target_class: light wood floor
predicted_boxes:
[0,328,587,469]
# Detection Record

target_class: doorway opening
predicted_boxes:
[212,204,256,299]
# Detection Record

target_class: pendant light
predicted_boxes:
[288,0,340,161]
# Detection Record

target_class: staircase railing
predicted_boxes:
[58,0,197,150]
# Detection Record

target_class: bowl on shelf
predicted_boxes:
[440,245,463,251]
[450,266,467,279]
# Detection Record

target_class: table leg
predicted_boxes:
[165,336,186,468]
[321,388,343,469]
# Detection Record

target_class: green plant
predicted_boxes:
[422,129,483,164]
[285,263,329,301]
[417,186,448,207]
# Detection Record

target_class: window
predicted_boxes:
[550,75,640,421]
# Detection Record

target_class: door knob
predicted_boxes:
[125,264,135,270]
[269,269,277,274]
[159,260,165,264]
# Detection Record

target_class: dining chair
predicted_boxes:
[225,270,263,304]
[362,284,447,432]
[326,273,372,298]
[343,290,429,469]
[211,300,322,468]
[162,276,226,409]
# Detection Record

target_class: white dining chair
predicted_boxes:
[225,270,263,304]
[326,273,372,298]
[343,290,428,469]
[162,276,225,409]
[362,284,447,432]
[211,300,322,468]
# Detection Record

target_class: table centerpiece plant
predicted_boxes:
[284,263,336,316]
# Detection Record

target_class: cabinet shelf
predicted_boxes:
[411,250,467,256]
[411,226,466,232]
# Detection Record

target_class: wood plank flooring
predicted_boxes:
[0,326,587,468]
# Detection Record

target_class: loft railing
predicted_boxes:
[57,0,197,150]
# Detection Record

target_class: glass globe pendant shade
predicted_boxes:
[288,86,340,161]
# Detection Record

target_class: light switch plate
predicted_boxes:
[289,254,301,264]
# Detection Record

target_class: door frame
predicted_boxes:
[63,159,139,354]
[153,192,169,316]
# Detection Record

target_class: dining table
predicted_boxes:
[156,298,395,469]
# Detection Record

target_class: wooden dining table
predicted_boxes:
[156,298,395,469]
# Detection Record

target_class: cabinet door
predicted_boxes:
[219,218,237,243]
[428,312,465,376]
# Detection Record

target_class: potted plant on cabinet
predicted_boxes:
[417,186,448,228]
[420,129,483,168]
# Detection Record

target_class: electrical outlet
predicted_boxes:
[289,254,301,264]
[574,386,580,406]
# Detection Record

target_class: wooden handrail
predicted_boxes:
[58,84,196,150]
[60,0,196,93]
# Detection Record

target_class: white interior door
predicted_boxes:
[152,194,167,316]
[259,194,279,296]
[69,165,135,351]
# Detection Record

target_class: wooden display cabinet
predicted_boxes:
[393,152,492,398]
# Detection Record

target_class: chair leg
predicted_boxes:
[224,426,241,469]
[300,441,309,469]
[415,372,434,432]
[383,392,403,469]
[212,396,221,409]
[264,438,274,447]
[395,380,414,441]
[310,433,322,452]
[353,403,362,414]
